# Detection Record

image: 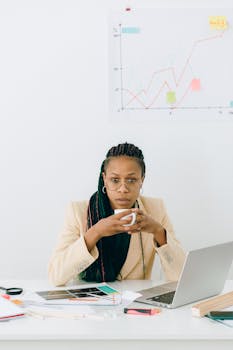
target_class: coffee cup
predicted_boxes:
[114,209,136,226]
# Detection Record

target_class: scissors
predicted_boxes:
[0,286,23,295]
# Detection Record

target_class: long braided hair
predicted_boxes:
[80,142,146,282]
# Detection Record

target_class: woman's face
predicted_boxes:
[102,156,144,209]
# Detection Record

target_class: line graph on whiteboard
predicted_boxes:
[109,8,233,120]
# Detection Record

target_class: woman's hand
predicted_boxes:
[84,210,135,252]
[92,210,135,238]
[127,209,167,246]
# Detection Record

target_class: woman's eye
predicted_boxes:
[127,178,136,184]
[111,178,119,183]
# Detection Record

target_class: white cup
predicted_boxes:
[114,209,136,226]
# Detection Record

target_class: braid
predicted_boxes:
[105,142,145,177]
[106,142,144,158]
[87,161,111,230]
[81,142,145,282]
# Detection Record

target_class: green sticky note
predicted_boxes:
[166,91,176,104]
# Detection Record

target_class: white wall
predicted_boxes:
[0,0,232,280]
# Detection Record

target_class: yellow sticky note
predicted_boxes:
[209,16,227,30]
[166,91,176,104]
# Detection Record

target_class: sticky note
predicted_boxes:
[98,285,118,294]
[191,78,201,91]
[122,27,140,34]
[166,91,176,104]
[209,16,227,30]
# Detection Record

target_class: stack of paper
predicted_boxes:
[35,283,122,306]
[0,296,25,321]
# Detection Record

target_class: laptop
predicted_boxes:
[135,241,233,308]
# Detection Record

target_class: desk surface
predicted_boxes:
[0,279,233,342]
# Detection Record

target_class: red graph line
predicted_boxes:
[124,30,225,108]
[173,82,192,109]
[123,88,147,108]
[147,81,171,108]
[177,31,224,86]
[124,81,172,108]
[145,68,175,94]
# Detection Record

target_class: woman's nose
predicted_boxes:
[117,182,129,192]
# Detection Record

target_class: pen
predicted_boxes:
[124,307,161,316]
[205,315,233,328]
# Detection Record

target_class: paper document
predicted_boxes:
[0,296,25,320]
[35,283,122,306]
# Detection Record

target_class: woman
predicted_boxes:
[48,142,185,286]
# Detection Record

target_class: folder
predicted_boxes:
[191,291,233,317]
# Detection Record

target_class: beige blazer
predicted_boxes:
[48,196,186,286]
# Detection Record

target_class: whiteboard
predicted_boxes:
[110,8,233,120]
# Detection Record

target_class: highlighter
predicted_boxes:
[124,307,161,316]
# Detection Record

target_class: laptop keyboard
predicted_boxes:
[147,291,175,304]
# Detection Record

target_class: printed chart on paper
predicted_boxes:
[109,8,233,121]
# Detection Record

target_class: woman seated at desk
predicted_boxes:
[48,142,185,286]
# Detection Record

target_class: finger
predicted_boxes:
[135,214,144,224]
[127,221,142,230]
[115,222,135,232]
[127,228,141,234]
[115,215,137,228]
[121,217,134,225]
[131,208,143,215]
[127,228,142,235]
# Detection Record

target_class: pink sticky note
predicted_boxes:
[191,78,201,91]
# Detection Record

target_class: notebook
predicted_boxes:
[135,241,233,309]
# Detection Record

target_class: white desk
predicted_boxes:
[0,279,233,350]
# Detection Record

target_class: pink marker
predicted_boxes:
[1,294,11,300]
[124,307,161,316]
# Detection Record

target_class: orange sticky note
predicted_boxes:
[11,299,23,305]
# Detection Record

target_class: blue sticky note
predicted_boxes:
[122,27,140,34]
[98,285,118,294]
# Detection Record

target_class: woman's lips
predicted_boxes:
[115,198,130,204]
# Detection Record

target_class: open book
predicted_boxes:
[35,283,121,306]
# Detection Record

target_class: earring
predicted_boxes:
[102,186,106,194]
[140,186,143,195]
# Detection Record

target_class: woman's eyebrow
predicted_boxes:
[110,172,137,176]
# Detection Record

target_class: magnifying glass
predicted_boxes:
[0,286,23,295]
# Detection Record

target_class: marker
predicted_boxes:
[0,294,11,300]
[124,307,161,316]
